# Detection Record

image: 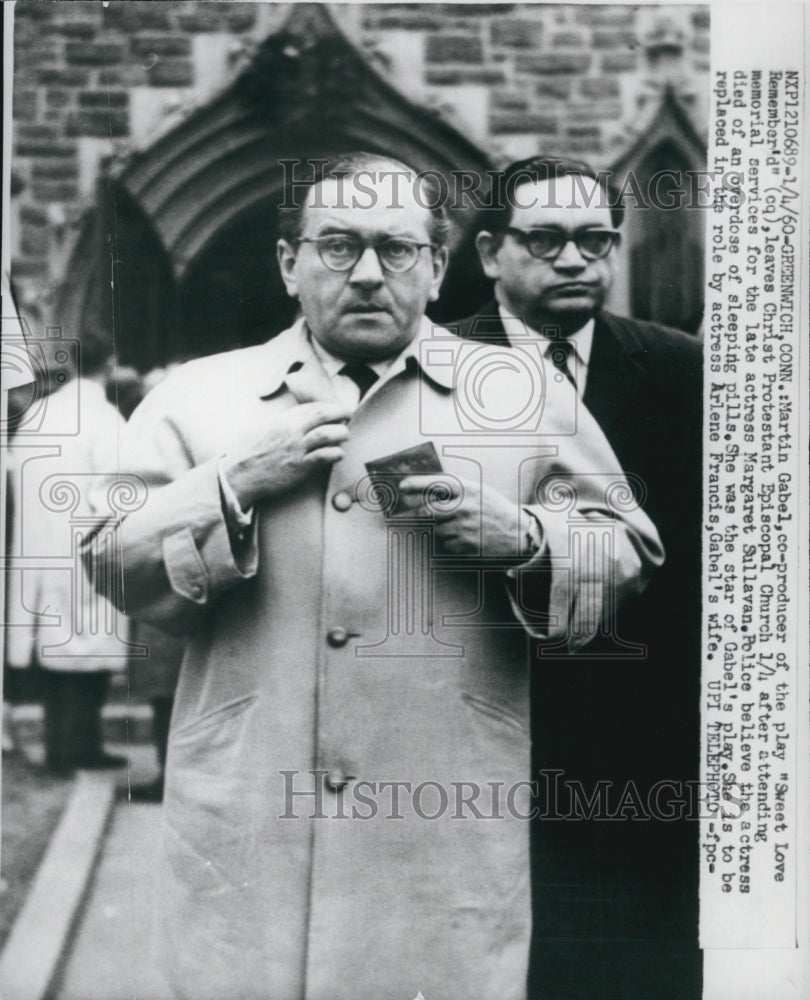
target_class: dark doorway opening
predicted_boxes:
[180,201,297,360]
[103,188,181,371]
[628,143,704,333]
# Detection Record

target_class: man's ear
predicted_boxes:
[475,231,501,280]
[276,240,299,299]
[427,245,450,303]
[606,233,622,280]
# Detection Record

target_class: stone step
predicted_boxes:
[0,772,117,1000]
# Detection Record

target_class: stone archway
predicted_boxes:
[609,87,707,332]
[57,4,494,370]
[179,196,293,357]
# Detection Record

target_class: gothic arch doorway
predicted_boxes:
[609,87,707,332]
[628,141,703,331]
[179,196,293,358]
[57,5,494,371]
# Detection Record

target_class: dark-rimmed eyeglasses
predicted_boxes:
[296,235,436,274]
[504,226,620,261]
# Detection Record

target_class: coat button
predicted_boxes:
[326,627,349,648]
[331,491,353,512]
[325,769,349,792]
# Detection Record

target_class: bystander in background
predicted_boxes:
[6,333,130,775]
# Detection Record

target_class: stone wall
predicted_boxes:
[10,1,709,307]
[360,4,709,160]
[11,2,277,301]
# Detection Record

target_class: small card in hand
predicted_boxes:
[365,442,443,517]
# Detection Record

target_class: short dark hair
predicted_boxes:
[481,156,624,243]
[277,151,450,248]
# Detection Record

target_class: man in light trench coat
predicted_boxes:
[89,153,663,1000]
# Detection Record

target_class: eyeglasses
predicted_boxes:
[504,226,620,261]
[296,235,436,274]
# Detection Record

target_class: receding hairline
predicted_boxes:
[300,173,438,223]
[285,160,450,245]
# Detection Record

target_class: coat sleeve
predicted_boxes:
[505,385,665,653]
[85,374,258,635]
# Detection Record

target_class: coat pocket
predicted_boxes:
[164,693,261,892]
[169,693,259,771]
[461,691,527,734]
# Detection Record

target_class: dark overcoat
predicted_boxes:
[460,302,704,999]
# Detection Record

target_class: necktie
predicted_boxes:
[339,363,379,401]
[546,340,577,390]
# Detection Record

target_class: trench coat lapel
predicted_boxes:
[253,321,338,404]
[460,300,512,345]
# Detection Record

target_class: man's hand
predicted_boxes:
[396,474,524,555]
[222,401,352,508]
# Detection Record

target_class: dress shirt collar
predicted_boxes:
[497,304,593,395]
[308,332,393,382]
[256,316,456,399]
[497,304,595,369]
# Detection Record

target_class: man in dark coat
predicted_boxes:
[457,156,703,1000]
